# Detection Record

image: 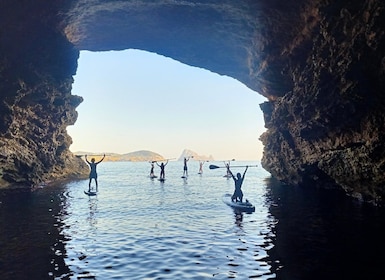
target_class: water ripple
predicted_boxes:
[56,162,276,279]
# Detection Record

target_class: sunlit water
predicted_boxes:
[1,161,385,280]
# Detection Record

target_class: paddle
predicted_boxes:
[209,164,258,169]
[78,154,106,157]
[152,158,176,162]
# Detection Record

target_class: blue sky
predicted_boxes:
[67,50,267,160]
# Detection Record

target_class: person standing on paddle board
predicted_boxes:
[85,154,105,191]
[227,165,248,202]
[149,161,155,178]
[183,157,190,177]
[224,161,232,178]
[198,161,206,174]
[156,160,168,179]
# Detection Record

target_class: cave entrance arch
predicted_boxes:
[67,49,266,160]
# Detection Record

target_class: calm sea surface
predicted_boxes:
[1,161,385,280]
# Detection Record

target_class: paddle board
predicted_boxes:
[84,190,97,196]
[222,193,255,212]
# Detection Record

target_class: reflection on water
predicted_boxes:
[233,210,244,228]
[86,196,98,230]
[1,162,385,279]
[265,177,385,280]
[0,188,70,279]
[59,162,277,279]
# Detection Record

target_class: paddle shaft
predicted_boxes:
[154,158,176,162]
[209,164,257,169]
[80,154,106,156]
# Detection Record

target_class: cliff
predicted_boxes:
[1,0,385,203]
[0,1,89,188]
[177,149,214,161]
[259,1,385,204]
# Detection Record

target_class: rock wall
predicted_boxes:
[1,0,385,203]
[259,0,385,204]
[0,1,88,188]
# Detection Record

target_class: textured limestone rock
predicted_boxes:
[0,1,89,188]
[0,0,385,204]
[259,0,385,204]
[64,0,262,91]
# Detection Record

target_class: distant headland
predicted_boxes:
[177,149,214,161]
[74,149,214,162]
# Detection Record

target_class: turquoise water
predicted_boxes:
[1,161,385,279]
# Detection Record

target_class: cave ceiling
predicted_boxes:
[63,0,308,99]
[1,0,385,204]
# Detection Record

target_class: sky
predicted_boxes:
[67,49,267,161]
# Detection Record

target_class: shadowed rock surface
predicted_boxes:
[0,1,89,188]
[0,0,384,203]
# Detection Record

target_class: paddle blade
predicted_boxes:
[209,164,221,169]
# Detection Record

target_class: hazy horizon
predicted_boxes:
[67,50,267,161]
[71,148,223,161]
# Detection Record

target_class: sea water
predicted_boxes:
[0,161,385,279]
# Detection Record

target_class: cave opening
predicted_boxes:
[67,49,267,160]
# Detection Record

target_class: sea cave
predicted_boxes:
[0,0,385,204]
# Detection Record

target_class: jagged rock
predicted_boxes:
[259,1,385,204]
[0,0,385,204]
[0,1,89,188]
[177,149,214,161]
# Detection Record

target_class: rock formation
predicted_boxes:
[258,0,385,204]
[1,0,385,203]
[178,149,214,161]
[0,1,89,188]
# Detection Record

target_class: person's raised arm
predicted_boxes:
[156,161,160,167]
[242,166,249,179]
[97,154,106,164]
[164,160,169,166]
[85,155,90,164]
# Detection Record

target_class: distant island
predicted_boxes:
[74,149,214,162]
[74,150,165,162]
[177,149,214,161]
